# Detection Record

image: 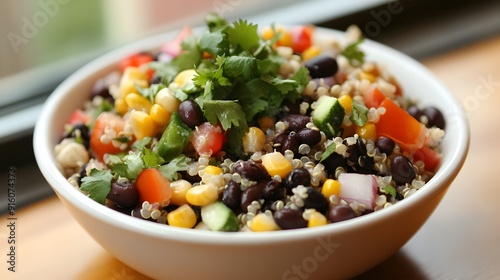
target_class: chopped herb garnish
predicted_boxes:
[320,142,337,162]
[351,100,368,126]
[342,38,365,66]
[158,155,191,181]
[80,169,113,204]
[136,83,165,103]
[142,148,165,168]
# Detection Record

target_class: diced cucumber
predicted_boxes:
[312,95,345,138]
[201,202,239,232]
[153,112,192,161]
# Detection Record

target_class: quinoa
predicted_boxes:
[55,15,445,232]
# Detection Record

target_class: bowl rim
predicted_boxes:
[33,26,470,245]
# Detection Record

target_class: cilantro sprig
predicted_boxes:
[342,38,365,66]
[150,13,310,156]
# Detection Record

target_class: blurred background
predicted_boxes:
[0,0,499,211]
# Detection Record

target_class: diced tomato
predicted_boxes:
[162,26,193,58]
[90,112,127,161]
[119,53,155,79]
[68,109,91,126]
[190,122,224,156]
[289,25,314,53]
[119,53,154,72]
[364,87,386,108]
[413,145,441,171]
[376,98,428,151]
[136,168,172,206]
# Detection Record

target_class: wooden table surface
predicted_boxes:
[2,36,499,280]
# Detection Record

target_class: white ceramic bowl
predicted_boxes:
[34,27,469,280]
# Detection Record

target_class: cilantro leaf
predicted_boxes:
[227,19,260,51]
[132,137,152,151]
[142,148,165,168]
[225,126,246,158]
[136,83,165,103]
[158,155,191,181]
[320,142,337,162]
[342,38,365,66]
[80,169,113,204]
[351,100,368,126]
[106,155,129,178]
[203,100,248,131]
[205,12,229,31]
[224,53,258,80]
[289,67,310,98]
[199,30,229,56]
[106,152,144,180]
[262,75,297,95]
[173,35,202,70]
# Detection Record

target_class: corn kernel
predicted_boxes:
[115,98,128,115]
[359,71,376,83]
[261,151,292,178]
[203,165,223,176]
[322,179,341,198]
[150,104,172,126]
[356,123,377,142]
[155,88,180,113]
[129,110,156,139]
[167,204,197,228]
[257,116,275,131]
[201,166,224,187]
[170,179,193,206]
[261,27,275,41]
[302,45,321,61]
[125,93,153,112]
[261,26,291,47]
[186,184,219,206]
[118,67,148,98]
[242,127,266,154]
[338,95,353,113]
[249,213,280,232]
[308,211,328,227]
[173,69,197,88]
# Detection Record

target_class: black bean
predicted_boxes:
[304,55,338,79]
[76,163,88,186]
[297,128,321,147]
[240,181,266,213]
[356,138,367,156]
[285,167,311,193]
[346,142,360,163]
[422,106,445,129]
[107,181,139,208]
[260,199,275,213]
[282,100,301,115]
[178,171,201,184]
[233,161,267,181]
[281,131,299,154]
[222,180,242,211]
[178,100,204,128]
[262,179,286,200]
[280,114,311,131]
[322,153,348,178]
[407,105,422,121]
[91,79,112,100]
[391,155,416,185]
[376,137,395,155]
[303,187,329,214]
[273,208,307,229]
[328,204,356,223]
